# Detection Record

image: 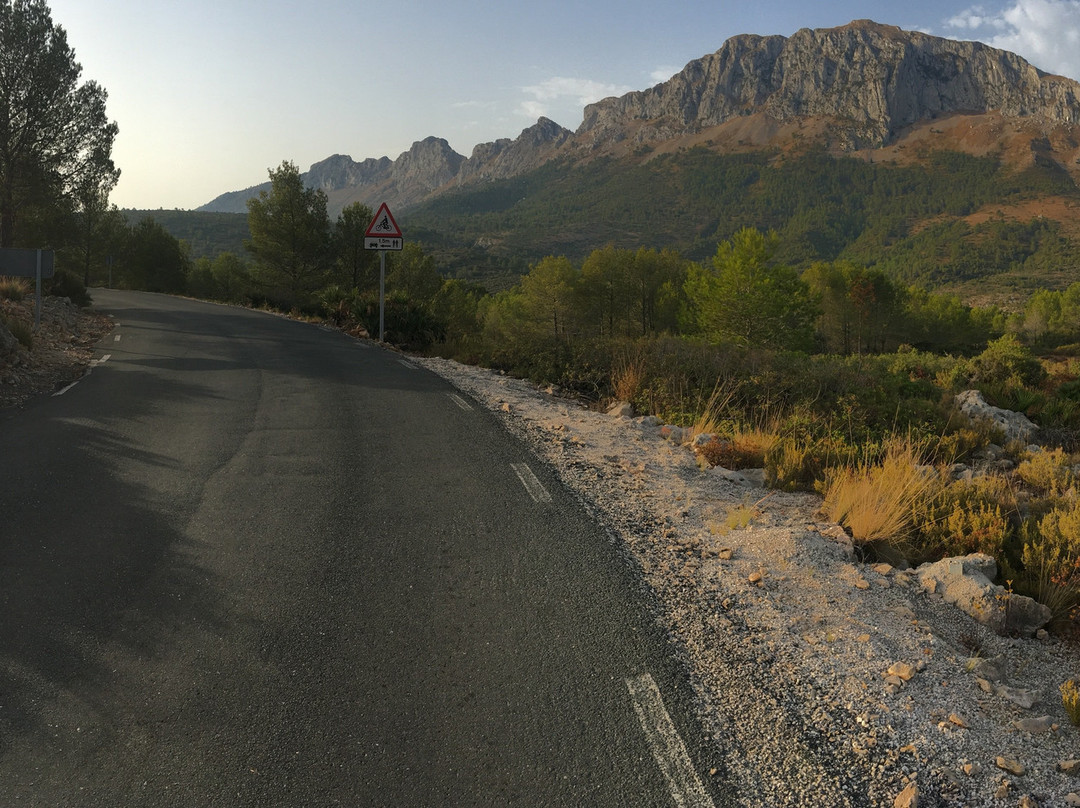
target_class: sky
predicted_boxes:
[43,0,1080,210]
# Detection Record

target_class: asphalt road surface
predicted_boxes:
[0,290,727,807]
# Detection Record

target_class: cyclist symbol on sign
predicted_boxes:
[374,215,393,233]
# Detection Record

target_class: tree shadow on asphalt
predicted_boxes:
[0,374,229,757]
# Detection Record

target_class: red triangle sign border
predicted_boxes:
[365,203,403,239]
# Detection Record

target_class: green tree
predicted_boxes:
[331,201,376,291]
[71,181,125,286]
[119,217,189,293]
[387,243,442,303]
[245,160,330,307]
[519,255,580,339]
[0,0,118,247]
[685,228,817,350]
[431,278,482,344]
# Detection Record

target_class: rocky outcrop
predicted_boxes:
[577,20,1080,150]
[305,154,392,194]
[917,553,1051,636]
[955,389,1038,444]
[457,118,573,184]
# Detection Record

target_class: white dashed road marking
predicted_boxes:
[53,354,111,396]
[510,462,552,503]
[448,393,473,411]
[626,672,716,808]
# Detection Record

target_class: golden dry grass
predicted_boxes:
[821,437,942,551]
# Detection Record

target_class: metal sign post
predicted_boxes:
[363,203,404,342]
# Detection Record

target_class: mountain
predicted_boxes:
[574,20,1080,152]
[199,122,572,216]
[200,20,1080,218]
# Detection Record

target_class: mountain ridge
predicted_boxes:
[197,19,1080,217]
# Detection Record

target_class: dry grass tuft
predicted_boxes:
[0,276,30,302]
[821,437,942,552]
[686,380,736,444]
[611,354,646,403]
[1,314,32,350]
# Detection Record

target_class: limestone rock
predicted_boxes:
[955,389,1038,444]
[995,756,1026,776]
[1012,716,1053,734]
[916,553,1051,636]
[887,662,916,681]
[998,685,1041,709]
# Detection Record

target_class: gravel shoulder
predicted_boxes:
[415,354,1080,808]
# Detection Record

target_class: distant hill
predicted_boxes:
[189,20,1080,303]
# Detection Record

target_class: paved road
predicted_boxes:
[0,290,726,807]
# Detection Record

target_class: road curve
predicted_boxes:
[0,290,727,807]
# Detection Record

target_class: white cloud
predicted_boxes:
[650,65,681,84]
[517,76,634,119]
[943,0,1080,79]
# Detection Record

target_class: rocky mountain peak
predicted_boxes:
[577,19,1080,150]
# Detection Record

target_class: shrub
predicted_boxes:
[1016,448,1075,497]
[821,438,943,558]
[968,333,1046,389]
[765,437,821,492]
[1063,679,1080,725]
[45,268,90,306]
[699,437,763,470]
[1,314,32,350]
[611,352,646,403]
[1017,503,1080,623]
[915,476,1015,560]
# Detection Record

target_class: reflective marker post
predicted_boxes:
[364,203,404,343]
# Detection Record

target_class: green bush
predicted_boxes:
[45,268,90,306]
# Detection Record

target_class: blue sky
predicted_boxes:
[45,0,1080,209]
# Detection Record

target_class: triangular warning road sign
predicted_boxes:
[365,203,402,239]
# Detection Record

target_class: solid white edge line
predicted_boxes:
[448,393,473,411]
[626,673,715,808]
[398,360,415,369]
[510,462,552,503]
[53,381,78,397]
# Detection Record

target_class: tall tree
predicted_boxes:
[245,161,330,307]
[330,201,376,291]
[0,0,118,247]
[685,228,817,350]
[387,243,442,303]
[119,217,189,294]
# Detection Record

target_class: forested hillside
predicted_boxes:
[402,147,1080,301]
